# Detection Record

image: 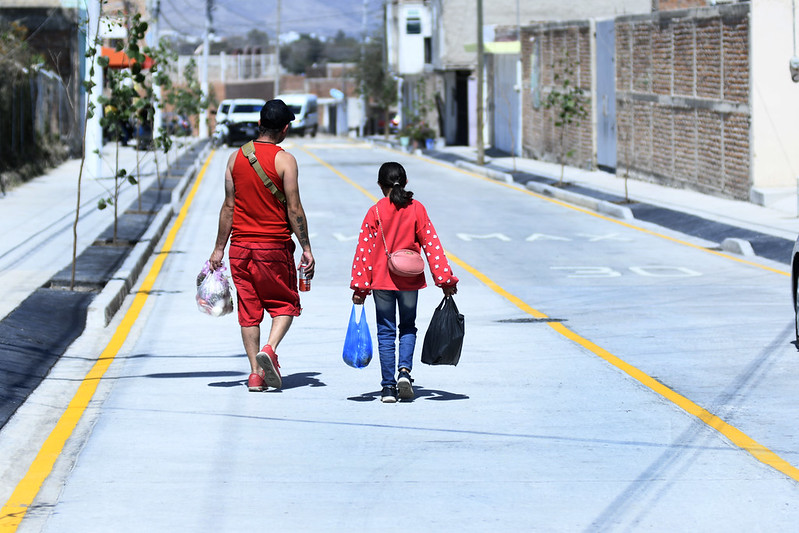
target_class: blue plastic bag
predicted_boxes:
[342,304,372,368]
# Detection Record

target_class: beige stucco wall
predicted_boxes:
[432,0,651,70]
[750,0,799,189]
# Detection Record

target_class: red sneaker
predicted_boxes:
[256,345,282,390]
[247,370,266,392]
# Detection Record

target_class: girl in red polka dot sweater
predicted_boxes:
[351,162,458,403]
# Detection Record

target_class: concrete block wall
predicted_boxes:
[616,4,751,200]
[521,22,594,170]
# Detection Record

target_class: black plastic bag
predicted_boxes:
[421,296,464,366]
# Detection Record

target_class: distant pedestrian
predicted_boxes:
[351,162,458,403]
[210,99,315,392]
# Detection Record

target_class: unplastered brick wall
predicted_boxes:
[656,0,707,10]
[616,3,751,200]
[521,22,594,169]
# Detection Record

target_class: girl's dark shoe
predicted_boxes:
[381,386,398,403]
[397,370,414,400]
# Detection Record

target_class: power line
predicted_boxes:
[213,4,379,27]
[158,0,382,38]
[160,0,206,34]
[159,8,201,38]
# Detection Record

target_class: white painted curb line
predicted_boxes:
[454,160,514,184]
[721,237,756,257]
[524,181,635,221]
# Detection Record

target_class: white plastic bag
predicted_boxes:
[196,261,234,317]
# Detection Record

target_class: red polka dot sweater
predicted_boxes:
[351,197,459,297]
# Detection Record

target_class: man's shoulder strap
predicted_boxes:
[241,141,286,206]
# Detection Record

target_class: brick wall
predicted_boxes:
[656,0,707,11]
[521,22,594,169]
[616,4,751,200]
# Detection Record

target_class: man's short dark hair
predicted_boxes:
[260,99,295,131]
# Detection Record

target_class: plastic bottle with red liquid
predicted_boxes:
[298,264,311,292]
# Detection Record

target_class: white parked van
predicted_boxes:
[277,94,318,137]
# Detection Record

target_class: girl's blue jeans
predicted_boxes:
[372,290,418,387]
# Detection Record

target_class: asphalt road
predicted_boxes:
[2,138,799,531]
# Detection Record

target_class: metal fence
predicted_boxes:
[0,68,77,174]
[169,53,281,85]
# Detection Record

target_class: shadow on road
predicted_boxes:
[207,371,326,390]
[347,386,469,402]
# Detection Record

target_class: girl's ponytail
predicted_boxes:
[378,162,414,208]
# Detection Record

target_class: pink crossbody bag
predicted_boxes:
[375,205,425,277]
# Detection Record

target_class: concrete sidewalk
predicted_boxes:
[0,140,198,319]
[459,146,799,239]
[0,139,209,430]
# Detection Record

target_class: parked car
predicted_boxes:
[212,99,233,145]
[277,93,318,137]
[215,99,233,123]
[218,98,266,146]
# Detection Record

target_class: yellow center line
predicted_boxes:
[304,146,799,483]
[0,150,217,531]
[302,148,379,202]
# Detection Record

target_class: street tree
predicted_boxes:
[353,35,397,138]
[166,58,208,133]
[148,39,178,185]
[96,12,158,241]
[124,14,157,203]
[97,66,138,241]
[543,50,588,186]
[70,2,106,289]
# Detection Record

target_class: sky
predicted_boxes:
[157,0,385,41]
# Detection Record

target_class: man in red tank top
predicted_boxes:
[210,99,315,393]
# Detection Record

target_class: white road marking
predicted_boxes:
[576,233,633,242]
[457,233,512,242]
[526,233,572,242]
[628,266,702,277]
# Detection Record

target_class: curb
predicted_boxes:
[721,237,756,257]
[454,160,514,184]
[369,138,397,151]
[448,154,634,221]
[86,142,211,328]
[524,180,635,221]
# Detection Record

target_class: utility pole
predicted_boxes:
[275,0,281,97]
[85,0,103,179]
[151,0,163,137]
[516,0,522,158]
[359,0,368,137]
[476,0,485,165]
[199,0,211,138]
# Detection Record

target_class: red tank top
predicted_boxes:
[231,142,291,243]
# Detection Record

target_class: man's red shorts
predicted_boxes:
[229,241,301,326]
